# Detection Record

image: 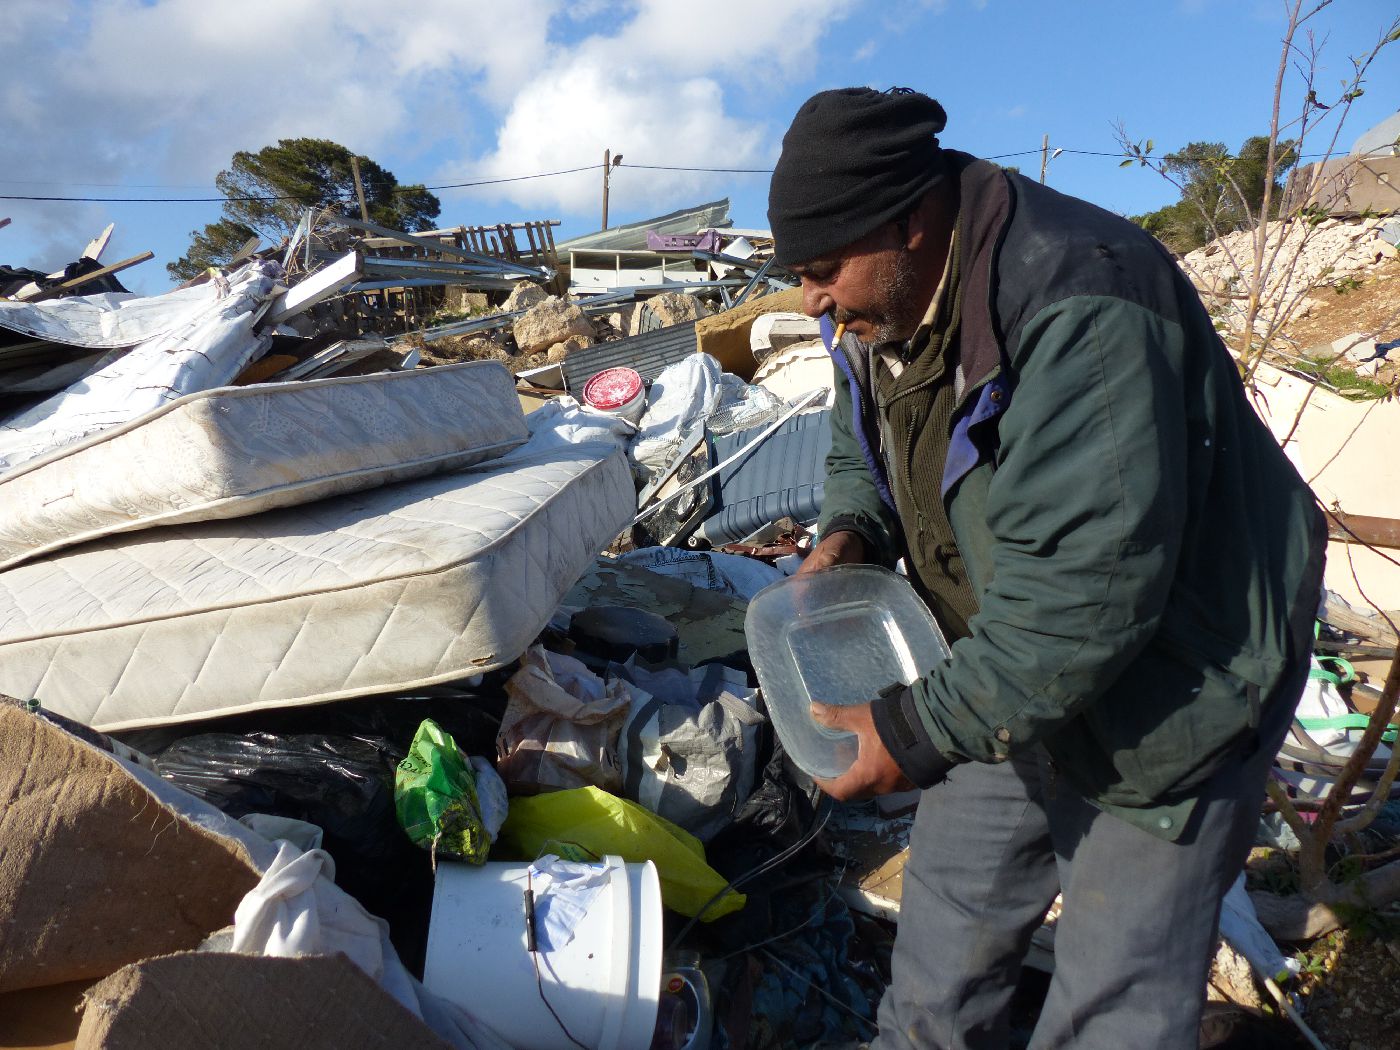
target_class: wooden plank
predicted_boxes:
[1321,590,1400,646]
[20,251,154,301]
[323,212,547,274]
[1326,509,1400,550]
[81,222,115,261]
[263,251,362,324]
[228,235,261,265]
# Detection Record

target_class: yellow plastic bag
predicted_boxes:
[495,786,745,920]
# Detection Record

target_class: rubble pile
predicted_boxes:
[1182,214,1399,318]
[1,192,1398,1050]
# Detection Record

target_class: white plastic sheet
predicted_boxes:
[630,354,727,479]
[629,353,786,481]
[0,270,251,348]
[0,262,280,472]
[1218,873,1301,984]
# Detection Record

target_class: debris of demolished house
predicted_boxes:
[1,185,1398,1050]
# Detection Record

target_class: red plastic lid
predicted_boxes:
[582,367,644,410]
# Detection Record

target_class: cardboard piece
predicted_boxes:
[0,703,260,994]
[694,287,803,381]
[0,979,90,1050]
[75,953,452,1050]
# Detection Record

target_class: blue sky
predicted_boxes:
[3,0,1397,295]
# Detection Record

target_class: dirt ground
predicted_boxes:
[1279,258,1400,351]
[1236,248,1400,1047]
[1295,922,1400,1050]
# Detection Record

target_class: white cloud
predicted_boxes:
[465,0,856,219]
[0,0,858,277]
[467,63,768,216]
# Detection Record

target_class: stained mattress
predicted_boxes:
[0,441,633,731]
[0,361,528,570]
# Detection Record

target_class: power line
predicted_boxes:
[0,164,606,204]
[0,145,1356,205]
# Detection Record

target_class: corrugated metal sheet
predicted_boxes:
[557,199,732,254]
[561,321,699,391]
[697,409,832,544]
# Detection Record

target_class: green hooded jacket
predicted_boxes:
[817,153,1326,840]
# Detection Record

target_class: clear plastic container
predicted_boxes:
[745,565,950,780]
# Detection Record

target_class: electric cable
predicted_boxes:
[666,794,833,952]
[1,144,1354,204]
[0,164,605,204]
[716,853,850,961]
[759,947,880,1035]
[526,868,591,1050]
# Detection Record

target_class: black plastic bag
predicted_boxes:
[153,731,433,971]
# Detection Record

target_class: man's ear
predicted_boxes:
[904,196,932,252]
[904,209,925,252]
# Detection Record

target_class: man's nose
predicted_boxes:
[800,279,833,319]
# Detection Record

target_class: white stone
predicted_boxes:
[628,291,708,335]
[503,281,549,313]
[1330,331,1377,364]
[512,297,594,356]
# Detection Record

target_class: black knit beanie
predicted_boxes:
[768,87,948,266]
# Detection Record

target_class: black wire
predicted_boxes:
[0,140,1360,203]
[666,795,833,952]
[0,164,604,204]
[0,143,1362,202]
[527,868,591,1050]
[624,163,775,173]
[533,951,591,1050]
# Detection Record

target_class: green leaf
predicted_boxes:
[1145,139,1154,153]
[1119,158,1135,167]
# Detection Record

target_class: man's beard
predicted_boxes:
[835,248,923,347]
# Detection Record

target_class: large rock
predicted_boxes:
[629,291,709,335]
[503,281,549,313]
[605,303,640,339]
[513,297,594,355]
[545,333,593,364]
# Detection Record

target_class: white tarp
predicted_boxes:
[0,269,262,348]
[0,261,280,473]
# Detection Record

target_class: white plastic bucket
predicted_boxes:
[423,855,663,1050]
[582,367,647,424]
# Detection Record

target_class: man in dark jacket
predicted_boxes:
[768,87,1325,1049]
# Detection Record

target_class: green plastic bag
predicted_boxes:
[496,786,745,920]
[395,719,492,864]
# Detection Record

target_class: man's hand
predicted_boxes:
[809,700,914,801]
[797,529,869,576]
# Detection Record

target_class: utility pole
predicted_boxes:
[601,149,623,230]
[602,149,612,230]
[1039,134,1050,184]
[350,155,371,221]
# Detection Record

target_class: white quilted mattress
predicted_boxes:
[0,441,633,731]
[0,361,528,570]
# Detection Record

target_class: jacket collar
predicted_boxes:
[941,151,1015,392]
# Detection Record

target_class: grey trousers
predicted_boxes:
[870,689,1298,1050]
